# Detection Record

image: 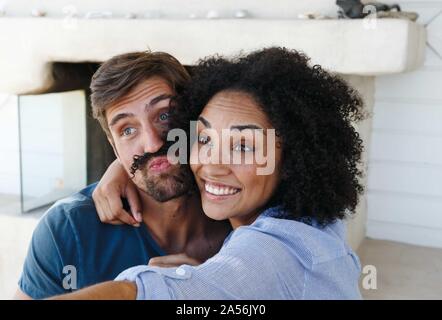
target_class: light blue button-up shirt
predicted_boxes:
[115,207,362,300]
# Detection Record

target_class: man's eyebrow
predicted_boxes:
[146,94,175,110]
[109,113,134,127]
[198,116,211,128]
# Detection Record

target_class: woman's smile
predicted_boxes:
[201,178,242,200]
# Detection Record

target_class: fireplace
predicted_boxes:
[0,3,426,249]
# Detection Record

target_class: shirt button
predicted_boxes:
[176,267,186,276]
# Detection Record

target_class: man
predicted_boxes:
[15,51,230,299]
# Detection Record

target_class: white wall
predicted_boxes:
[0,95,20,195]
[0,214,39,299]
[367,0,442,248]
[0,0,338,18]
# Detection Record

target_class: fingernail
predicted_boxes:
[135,212,143,222]
[133,223,140,227]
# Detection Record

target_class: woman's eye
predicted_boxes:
[159,112,169,122]
[198,135,210,145]
[122,127,136,136]
[233,144,254,152]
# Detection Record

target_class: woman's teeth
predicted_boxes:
[204,183,240,196]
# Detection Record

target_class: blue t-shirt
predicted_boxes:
[18,183,165,299]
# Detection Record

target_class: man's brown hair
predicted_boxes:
[90,51,191,138]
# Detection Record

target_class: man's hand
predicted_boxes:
[93,159,143,227]
[148,253,201,268]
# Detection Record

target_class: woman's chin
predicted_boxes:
[201,203,230,221]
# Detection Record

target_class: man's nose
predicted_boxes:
[141,123,164,154]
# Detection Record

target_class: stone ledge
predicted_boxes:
[0,17,426,94]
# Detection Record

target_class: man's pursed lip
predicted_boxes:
[148,156,172,172]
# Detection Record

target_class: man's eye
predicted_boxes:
[233,144,254,152]
[122,127,136,136]
[159,112,169,122]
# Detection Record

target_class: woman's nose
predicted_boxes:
[198,138,232,165]
[200,162,232,178]
[198,142,232,175]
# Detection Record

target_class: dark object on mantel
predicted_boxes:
[337,0,401,19]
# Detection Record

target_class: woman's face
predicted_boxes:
[190,90,282,229]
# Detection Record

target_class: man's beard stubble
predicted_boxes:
[130,141,197,202]
[139,165,196,202]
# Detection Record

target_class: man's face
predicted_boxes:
[106,76,194,202]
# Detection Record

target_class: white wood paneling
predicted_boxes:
[372,101,442,135]
[368,1,442,248]
[367,191,442,229]
[367,219,442,248]
[368,161,442,196]
[376,70,442,101]
[370,131,442,164]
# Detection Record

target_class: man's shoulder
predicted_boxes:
[49,182,97,213]
[42,183,100,231]
[20,182,139,299]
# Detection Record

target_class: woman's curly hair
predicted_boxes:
[175,47,366,226]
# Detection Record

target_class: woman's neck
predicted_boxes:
[229,210,262,230]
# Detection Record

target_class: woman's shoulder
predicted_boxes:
[206,207,361,299]
[228,207,355,269]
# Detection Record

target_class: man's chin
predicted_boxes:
[144,186,188,203]
[136,176,188,203]
[131,164,196,202]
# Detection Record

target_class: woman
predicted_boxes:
[56,47,364,299]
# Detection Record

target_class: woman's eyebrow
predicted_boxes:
[197,116,211,128]
[198,117,267,134]
[230,124,263,131]
[231,125,267,136]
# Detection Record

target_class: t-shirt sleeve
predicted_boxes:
[18,206,78,299]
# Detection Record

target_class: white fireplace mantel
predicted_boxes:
[0,16,427,251]
[0,17,426,94]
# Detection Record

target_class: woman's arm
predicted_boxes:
[49,281,137,300]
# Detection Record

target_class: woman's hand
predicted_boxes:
[148,253,202,268]
[92,159,143,226]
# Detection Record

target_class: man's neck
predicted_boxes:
[139,192,213,256]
